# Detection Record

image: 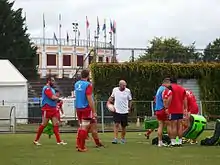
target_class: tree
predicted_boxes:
[137,37,197,63]
[0,0,38,79]
[203,38,220,62]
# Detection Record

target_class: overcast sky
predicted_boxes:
[12,0,220,61]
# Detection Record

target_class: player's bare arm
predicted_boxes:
[107,96,114,104]
[86,94,96,114]
[45,88,59,100]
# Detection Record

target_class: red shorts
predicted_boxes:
[76,108,92,122]
[155,109,168,121]
[42,110,59,119]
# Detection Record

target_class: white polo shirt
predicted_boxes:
[111,87,132,114]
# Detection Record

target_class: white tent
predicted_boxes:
[0,60,28,124]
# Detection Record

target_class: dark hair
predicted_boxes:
[47,76,54,82]
[170,77,177,83]
[55,89,59,93]
[81,69,90,79]
[162,78,171,84]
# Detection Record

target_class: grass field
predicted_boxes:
[0,132,219,165]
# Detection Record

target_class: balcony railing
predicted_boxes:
[30,37,112,48]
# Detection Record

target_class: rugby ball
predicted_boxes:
[107,103,115,112]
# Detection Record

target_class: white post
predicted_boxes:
[42,51,47,77]
[101,101,105,133]
[58,51,63,78]
[199,100,203,115]
[84,51,89,69]
[151,101,154,116]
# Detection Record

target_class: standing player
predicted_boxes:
[34,77,67,145]
[168,78,187,146]
[107,80,132,144]
[154,78,172,147]
[74,69,97,152]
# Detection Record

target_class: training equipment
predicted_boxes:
[43,120,54,136]
[144,117,167,133]
[183,114,207,140]
[200,119,220,146]
[107,103,115,112]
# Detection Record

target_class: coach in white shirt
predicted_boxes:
[107,80,132,144]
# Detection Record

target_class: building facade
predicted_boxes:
[31,37,113,78]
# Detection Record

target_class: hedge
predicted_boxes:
[90,62,220,116]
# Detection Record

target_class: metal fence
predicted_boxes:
[0,100,219,133]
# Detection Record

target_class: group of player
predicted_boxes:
[150,77,199,147]
[33,70,104,152]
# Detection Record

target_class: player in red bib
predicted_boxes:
[168,78,187,146]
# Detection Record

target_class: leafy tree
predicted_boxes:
[203,38,220,62]
[137,37,197,63]
[0,0,38,79]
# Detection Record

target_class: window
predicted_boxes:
[98,56,103,62]
[89,56,93,64]
[47,54,56,66]
[63,55,71,66]
[77,55,83,66]
[106,57,109,63]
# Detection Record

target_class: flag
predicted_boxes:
[97,16,100,36]
[42,13,46,51]
[43,13,45,28]
[53,33,58,42]
[66,32,69,43]
[113,20,116,34]
[102,19,106,31]
[59,14,61,28]
[110,20,113,33]
[86,16,89,29]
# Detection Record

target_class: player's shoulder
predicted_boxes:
[112,87,118,91]
[125,88,131,92]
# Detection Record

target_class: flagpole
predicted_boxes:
[58,13,63,78]
[103,19,107,60]
[42,13,46,77]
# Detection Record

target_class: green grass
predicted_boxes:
[0,132,219,165]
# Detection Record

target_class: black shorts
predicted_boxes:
[169,114,183,120]
[113,112,128,127]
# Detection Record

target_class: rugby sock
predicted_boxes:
[53,125,61,143]
[179,138,182,144]
[35,124,45,141]
[76,128,80,147]
[78,129,88,149]
[158,140,163,145]
[146,129,153,136]
[91,132,101,145]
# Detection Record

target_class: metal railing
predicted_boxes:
[0,100,219,133]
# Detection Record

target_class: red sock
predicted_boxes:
[94,138,101,145]
[35,124,45,141]
[146,129,153,136]
[53,125,61,143]
[76,128,80,147]
[78,129,87,149]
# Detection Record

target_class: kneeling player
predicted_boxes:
[183,89,199,144]
[154,78,172,147]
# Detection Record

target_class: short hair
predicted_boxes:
[162,78,170,84]
[170,77,177,83]
[81,69,90,79]
[47,76,54,82]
